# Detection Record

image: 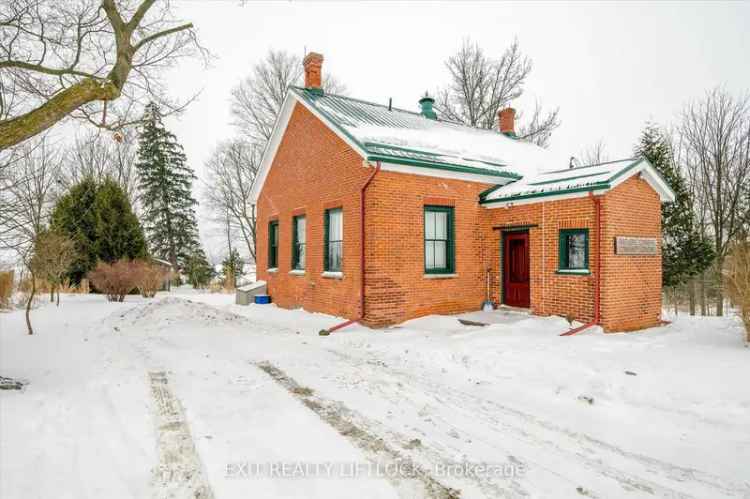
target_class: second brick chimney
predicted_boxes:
[303,52,324,90]
[498,107,516,137]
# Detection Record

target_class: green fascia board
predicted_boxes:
[479,182,610,204]
[606,156,674,195]
[366,154,520,180]
[605,157,645,183]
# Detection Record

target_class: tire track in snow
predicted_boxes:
[322,348,748,498]
[149,371,214,499]
[255,360,461,499]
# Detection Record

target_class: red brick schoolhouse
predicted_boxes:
[250,53,675,332]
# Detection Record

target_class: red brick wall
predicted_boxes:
[257,102,663,331]
[600,176,663,331]
[256,103,370,319]
[362,170,492,326]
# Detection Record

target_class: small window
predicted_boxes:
[268,220,279,269]
[325,208,343,272]
[424,206,454,274]
[559,229,589,271]
[292,215,306,270]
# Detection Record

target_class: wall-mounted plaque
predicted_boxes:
[615,236,658,255]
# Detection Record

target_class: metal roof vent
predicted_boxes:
[418,92,437,120]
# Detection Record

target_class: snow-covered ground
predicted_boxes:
[1,291,748,498]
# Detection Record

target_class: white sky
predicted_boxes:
[157,0,749,261]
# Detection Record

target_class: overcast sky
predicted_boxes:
[158,0,749,261]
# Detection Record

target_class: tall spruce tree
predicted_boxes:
[635,123,714,287]
[136,103,203,276]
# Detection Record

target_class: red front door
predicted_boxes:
[503,231,530,308]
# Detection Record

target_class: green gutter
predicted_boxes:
[479,183,509,200]
[366,154,520,180]
[480,182,610,205]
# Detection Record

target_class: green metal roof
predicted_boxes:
[291,86,558,180]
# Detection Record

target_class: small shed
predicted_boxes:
[236,281,267,305]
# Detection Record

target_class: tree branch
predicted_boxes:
[133,22,193,52]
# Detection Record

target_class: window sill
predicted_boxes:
[289,269,305,276]
[556,269,591,275]
[423,273,458,279]
[321,271,343,279]
[267,268,278,274]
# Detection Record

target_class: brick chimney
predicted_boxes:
[303,52,324,90]
[498,107,516,137]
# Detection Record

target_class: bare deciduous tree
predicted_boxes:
[578,139,609,166]
[679,88,750,316]
[0,0,205,150]
[204,139,260,262]
[230,49,346,144]
[31,229,76,306]
[59,128,140,209]
[0,137,61,253]
[436,39,560,147]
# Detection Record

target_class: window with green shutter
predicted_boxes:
[292,215,306,270]
[558,229,589,271]
[424,206,454,274]
[324,208,343,272]
[268,221,279,269]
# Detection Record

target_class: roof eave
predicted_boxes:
[366,154,520,181]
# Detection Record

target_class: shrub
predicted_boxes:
[132,260,168,298]
[87,260,138,302]
[0,271,13,309]
[725,241,750,343]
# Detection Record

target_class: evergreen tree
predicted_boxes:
[93,179,147,264]
[635,123,714,287]
[136,103,202,274]
[184,248,214,288]
[51,177,147,283]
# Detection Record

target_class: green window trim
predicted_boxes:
[424,205,455,274]
[558,228,589,272]
[268,220,279,269]
[324,208,343,272]
[292,215,306,271]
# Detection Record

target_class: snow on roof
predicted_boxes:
[237,281,266,292]
[291,87,563,179]
[481,157,675,204]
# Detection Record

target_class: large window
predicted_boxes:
[324,208,343,272]
[292,215,306,270]
[424,206,454,274]
[268,220,279,269]
[559,229,589,271]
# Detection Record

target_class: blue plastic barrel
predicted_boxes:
[254,295,272,304]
